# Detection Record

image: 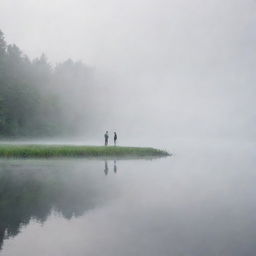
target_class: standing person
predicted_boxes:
[104,131,109,146]
[114,132,117,146]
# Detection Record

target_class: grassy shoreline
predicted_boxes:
[0,144,170,158]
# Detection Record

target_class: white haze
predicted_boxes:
[0,0,255,147]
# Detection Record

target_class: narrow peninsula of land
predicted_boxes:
[0,144,170,159]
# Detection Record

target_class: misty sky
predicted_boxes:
[0,0,255,143]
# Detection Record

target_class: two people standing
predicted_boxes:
[104,131,117,146]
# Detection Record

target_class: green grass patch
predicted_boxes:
[0,144,170,159]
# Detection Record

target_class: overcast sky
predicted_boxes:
[0,0,255,144]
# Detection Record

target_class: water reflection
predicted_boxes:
[0,144,255,256]
[104,160,118,175]
[0,160,114,250]
[104,160,109,175]
[114,160,117,174]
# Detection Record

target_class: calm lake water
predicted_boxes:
[0,141,255,256]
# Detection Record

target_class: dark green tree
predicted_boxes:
[0,29,94,137]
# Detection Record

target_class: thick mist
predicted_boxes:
[0,0,255,146]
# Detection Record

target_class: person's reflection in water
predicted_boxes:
[104,160,109,175]
[114,160,117,174]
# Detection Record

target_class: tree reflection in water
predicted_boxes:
[0,160,113,250]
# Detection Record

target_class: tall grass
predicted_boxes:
[0,145,170,158]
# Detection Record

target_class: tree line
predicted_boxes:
[0,30,93,137]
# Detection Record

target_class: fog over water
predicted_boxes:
[1,0,255,143]
[0,143,255,256]
[0,1,256,255]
